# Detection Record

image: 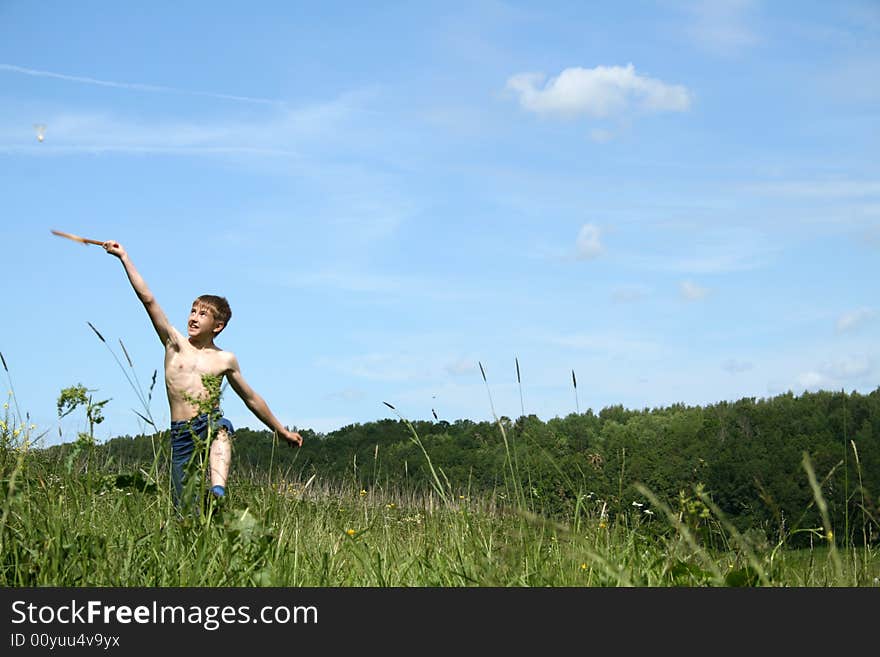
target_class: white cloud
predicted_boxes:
[506,64,692,120]
[836,307,874,333]
[575,223,603,260]
[679,280,709,301]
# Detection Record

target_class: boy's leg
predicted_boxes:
[170,429,196,508]
[209,428,232,492]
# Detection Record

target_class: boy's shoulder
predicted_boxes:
[212,346,238,368]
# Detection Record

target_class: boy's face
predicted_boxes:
[187,303,224,339]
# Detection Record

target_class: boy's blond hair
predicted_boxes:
[194,294,232,332]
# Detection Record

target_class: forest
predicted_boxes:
[51,387,880,548]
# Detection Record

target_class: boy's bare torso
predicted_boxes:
[164,327,234,422]
[102,239,303,448]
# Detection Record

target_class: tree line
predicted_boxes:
[53,387,880,547]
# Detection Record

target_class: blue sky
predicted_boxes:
[1,1,878,447]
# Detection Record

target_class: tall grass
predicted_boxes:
[1,346,877,586]
[4,440,876,586]
[2,439,878,586]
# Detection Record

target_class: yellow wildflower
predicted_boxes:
[346,529,356,536]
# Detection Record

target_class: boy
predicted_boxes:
[102,240,302,507]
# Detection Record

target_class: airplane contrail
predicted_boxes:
[0,63,285,106]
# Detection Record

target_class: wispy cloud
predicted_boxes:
[815,57,880,105]
[611,284,650,303]
[263,267,408,294]
[796,370,826,391]
[546,332,661,357]
[0,143,300,157]
[0,90,361,156]
[317,352,433,383]
[679,280,709,301]
[835,307,875,333]
[325,388,367,402]
[681,0,760,56]
[865,223,880,248]
[822,355,873,380]
[745,179,880,199]
[796,354,874,391]
[622,225,775,274]
[589,128,615,143]
[506,64,692,120]
[445,358,476,377]
[669,250,769,274]
[575,223,603,260]
[722,358,753,374]
[0,63,284,106]
[250,264,481,306]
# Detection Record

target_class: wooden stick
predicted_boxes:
[51,229,105,246]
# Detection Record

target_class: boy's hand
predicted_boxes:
[102,240,126,259]
[280,428,303,448]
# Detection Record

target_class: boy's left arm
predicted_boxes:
[225,354,303,447]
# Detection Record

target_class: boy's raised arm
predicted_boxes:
[103,241,176,347]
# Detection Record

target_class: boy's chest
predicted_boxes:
[167,348,227,377]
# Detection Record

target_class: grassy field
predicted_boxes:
[2,346,878,588]
[2,439,878,587]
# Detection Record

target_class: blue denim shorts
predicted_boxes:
[169,412,234,506]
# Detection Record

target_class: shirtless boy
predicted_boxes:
[103,240,302,507]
